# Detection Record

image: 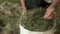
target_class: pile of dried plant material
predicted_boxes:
[0,1,22,34]
[20,7,55,32]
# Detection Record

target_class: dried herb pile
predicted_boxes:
[20,8,55,31]
[0,1,22,34]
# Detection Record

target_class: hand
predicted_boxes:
[23,7,27,12]
[43,6,56,20]
[22,7,27,15]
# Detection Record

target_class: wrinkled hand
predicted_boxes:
[44,6,56,20]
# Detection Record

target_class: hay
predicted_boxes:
[20,8,55,32]
[0,1,22,34]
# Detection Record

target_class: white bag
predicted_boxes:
[20,25,54,34]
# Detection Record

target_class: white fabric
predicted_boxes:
[20,25,54,34]
[45,0,53,3]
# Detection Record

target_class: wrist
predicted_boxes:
[23,7,26,12]
[50,5,55,8]
[49,2,59,8]
[49,5,56,9]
